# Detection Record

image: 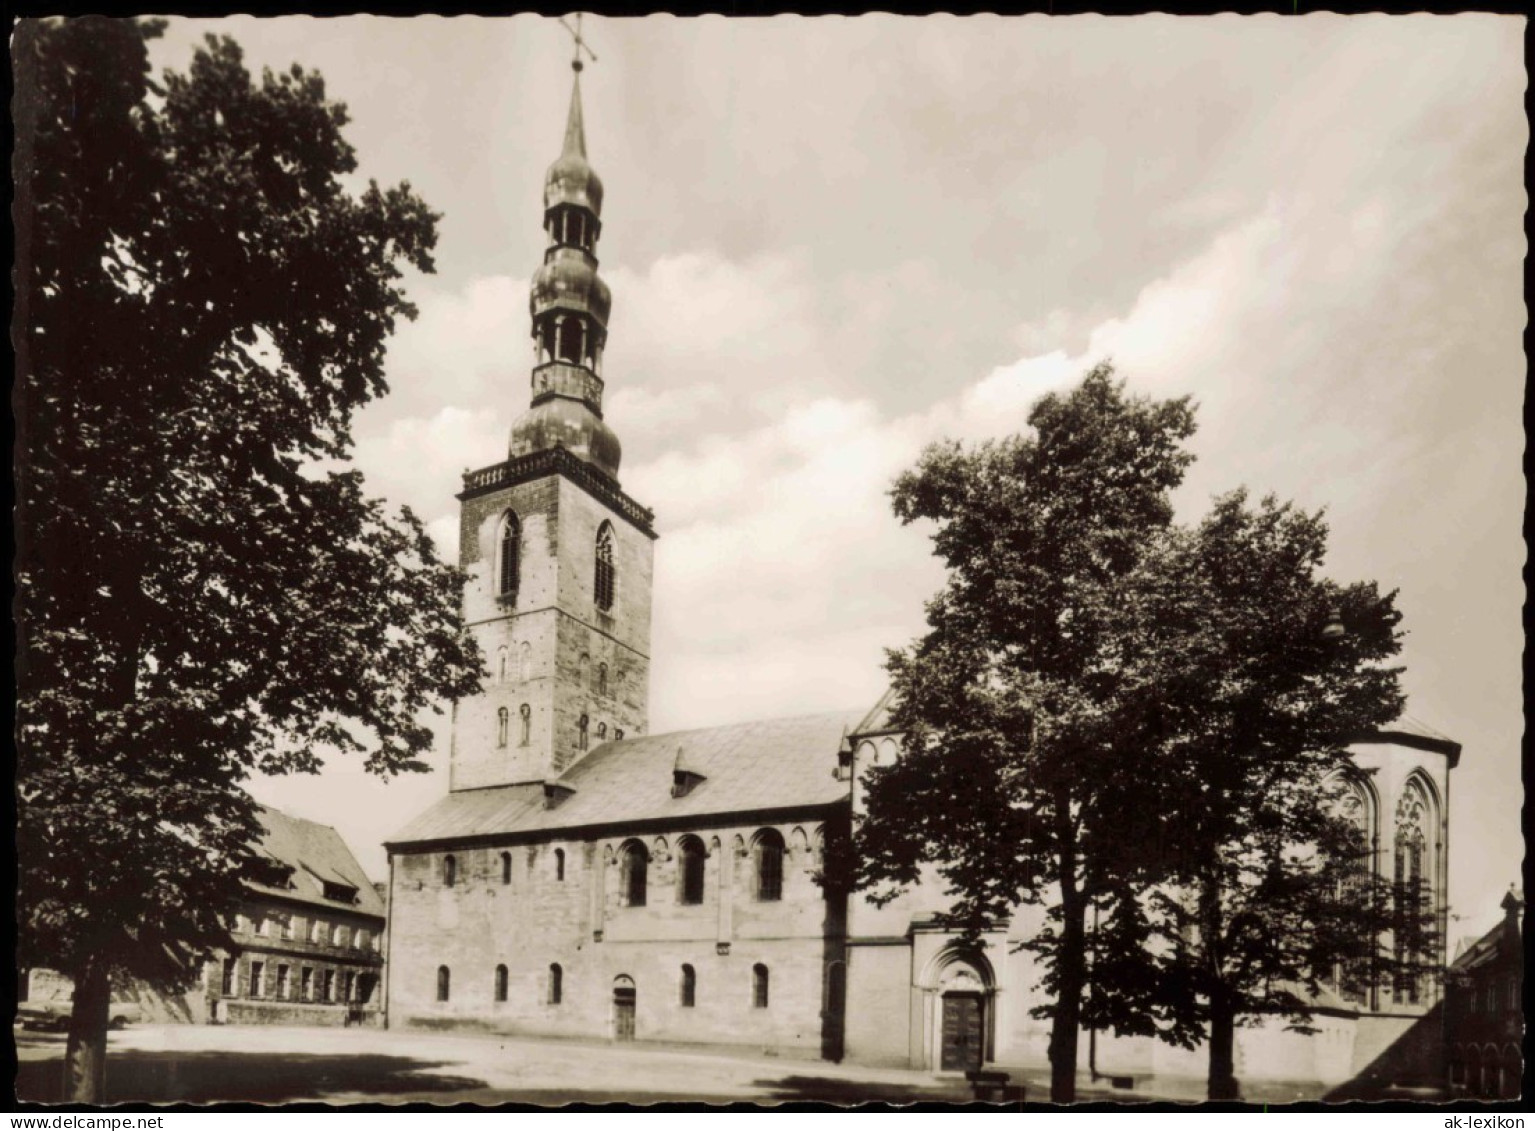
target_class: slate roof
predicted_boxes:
[387,709,865,848]
[246,805,386,919]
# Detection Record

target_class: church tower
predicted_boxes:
[450,61,655,791]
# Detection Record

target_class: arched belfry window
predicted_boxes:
[498,513,521,602]
[595,524,616,612]
[519,703,532,747]
[578,714,590,752]
[497,707,509,748]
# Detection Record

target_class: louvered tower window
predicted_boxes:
[499,513,521,601]
[595,523,615,612]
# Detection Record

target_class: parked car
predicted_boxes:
[18,1000,143,1031]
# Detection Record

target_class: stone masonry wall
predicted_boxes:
[387,818,837,1056]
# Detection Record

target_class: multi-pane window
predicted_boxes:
[300,967,314,1002]
[343,971,356,1003]
[309,919,322,944]
[221,958,237,996]
[594,524,615,612]
[752,964,770,1009]
[323,970,336,1003]
[755,830,785,902]
[495,965,509,1003]
[681,965,696,1009]
[678,838,706,906]
[250,961,265,998]
[356,928,369,951]
[621,842,649,908]
[548,964,563,1006]
[276,965,291,1001]
[437,966,451,1003]
[499,514,521,602]
[280,917,294,940]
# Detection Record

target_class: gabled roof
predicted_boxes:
[387,709,864,849]
[247,805,385,918]
[1352,714,1462,767]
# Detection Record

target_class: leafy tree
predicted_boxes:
[14,17,481,1101]
[852,365,1198,1103]
[1107,492,1409,1099]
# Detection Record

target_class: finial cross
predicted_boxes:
[557,13,598,73]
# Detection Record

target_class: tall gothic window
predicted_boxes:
[1393,776,1436,1005]
[497,707,509,748]
[678,837,706,906]
[1328,773,1377,1004]
[498,513,521,602]
[595,524,615,612]
[754,830,785,903]
[621,840,649,908]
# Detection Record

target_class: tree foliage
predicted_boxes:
[853,365,1198,1102]
[854,366,1415,1102]
[1105,492,1408,1098]
[14,17,481,1098]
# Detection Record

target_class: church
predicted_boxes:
[382,60,1459,1094]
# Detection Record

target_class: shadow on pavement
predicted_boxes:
[750,1074,973,1105]
[16,1049,487,1105]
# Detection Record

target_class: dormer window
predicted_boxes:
[543,780,577,810]
[671,747,706,798]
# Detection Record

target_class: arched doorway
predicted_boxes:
[613,975,636,1042]
[918,945,998,1074]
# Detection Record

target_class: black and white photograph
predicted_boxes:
[12,10,1525,1112]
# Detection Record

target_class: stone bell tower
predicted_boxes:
[449,60,655,792]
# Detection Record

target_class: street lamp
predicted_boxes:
[1321,607,1346,641]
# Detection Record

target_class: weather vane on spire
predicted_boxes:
[557,13,598,73]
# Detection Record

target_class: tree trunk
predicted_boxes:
[1050,901,1087,1104]
[65,961,111,1103]
[1206,989,1241,1101]
[1050,798,1087,1105]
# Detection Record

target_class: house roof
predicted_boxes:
[387,709,864,849]
[246,805,386,918]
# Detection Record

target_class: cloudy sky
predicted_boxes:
[152,15,1525,937]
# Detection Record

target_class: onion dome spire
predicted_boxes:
[509,21,621,482]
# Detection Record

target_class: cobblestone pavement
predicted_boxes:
[15,1024,983,1106]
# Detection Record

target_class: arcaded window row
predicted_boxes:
[434,962,769,1009]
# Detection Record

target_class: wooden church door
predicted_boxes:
[614,983,636,1041]
[940,993,983,1072]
